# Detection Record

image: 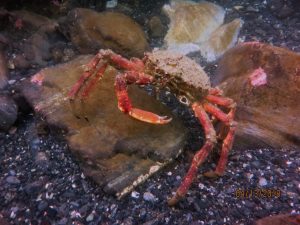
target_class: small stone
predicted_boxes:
[86,212,94,222]
[38,201,48,211]
[198,183,205,189]
[259,177,268,187]
[46,192,54,199]
[8,170,16,176]
[246,173,254,180]
[6,176,20,185]
[8,80,16,85]
[57,218,68,225]
[246,153,252,159]
[234,6,243,10]
[143,192,156,202]
[0,95,18,131]
[46,207,58,219]
[148,16,165,38]
[131,191,140,199]
[246,6,259,12]
[251,161,261,168]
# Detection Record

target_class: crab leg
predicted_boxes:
[204,97,237,177]
[115,72,172,124]
[68,54,103,99]
[206,95,235,108]
[68,49,144,100]
[168,103,216,206]
[80,63,108,99]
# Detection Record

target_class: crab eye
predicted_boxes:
[178,95,189,106]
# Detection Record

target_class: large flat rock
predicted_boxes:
[20,55,187,197]
[213,43,300,149]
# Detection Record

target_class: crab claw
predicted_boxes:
[129,108,172,124]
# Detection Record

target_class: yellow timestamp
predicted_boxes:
[235,188,281,199]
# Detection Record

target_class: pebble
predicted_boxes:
[259,177,268,187]
[86,212,94,222]
[0,95,18,131]
[38,201,48,211]
[8,80,16,85]
[6,176,20,184]
[143,192,156,202]
[246,6,259,12]
[131,191,140,199]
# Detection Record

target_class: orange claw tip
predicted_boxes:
[129,108,172,125]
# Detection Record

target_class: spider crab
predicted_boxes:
[68,49,237,206]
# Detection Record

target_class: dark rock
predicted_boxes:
[58,8,149,57]
[0,95,18,131]
[46,207,58,219]
[6,176,20,184]
[148,16,166,38]
[20,55,187,197]
[246,6,259,13]
[20,31,52,66]
[38,201,48,211]
[12,54,30,70]
[10,10,57,32]
[213,43,300,149]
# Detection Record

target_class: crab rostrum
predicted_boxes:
[68,49,237,206]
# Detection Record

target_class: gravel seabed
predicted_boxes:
[1,0,300,224]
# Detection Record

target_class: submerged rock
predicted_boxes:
[213,43,300,149]
[0,9,59,67]
[10,10,57,32]
[163,0,243,61]
[0,95,18,131]
[20,55,186,197]
[0,51,8,89]
[199,19,243,62]
[59,8,149,57]
[255,213,300,225]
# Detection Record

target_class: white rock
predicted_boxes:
[143,192,156,202]
[259,177,268,187]
[131,191,140,199]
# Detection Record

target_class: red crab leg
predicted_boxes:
[115,72,172,124]
[68,54,102,99]
[214,120,237,176]
[206,95,235,107]
[110,55,145,71]
[168,103,216,206]
[203,103,230,124]
[80,63,108,99]
[68,49,144,100]
[208,87,223,96]
[204,97,237,177]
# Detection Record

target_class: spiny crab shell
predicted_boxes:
[144,50,211,104]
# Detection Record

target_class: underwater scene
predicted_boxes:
[0,0,299,224]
